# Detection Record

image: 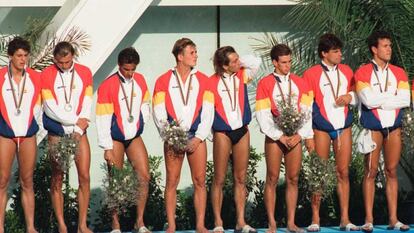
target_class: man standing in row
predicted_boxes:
[355,31,410,232]
[304,34,358,232]
[41,42,93,233]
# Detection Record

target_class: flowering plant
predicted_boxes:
[273,100,309,136]
[48,134,79,173]
[301,151,336,199]
[402,109,414,153]
[160,120,188,155]
[102,162,140,213]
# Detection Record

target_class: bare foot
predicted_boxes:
[266,224,277,233]
[58,224,68,233]
[196,227,209,233]
[26,227,39,233]
[165,226,176,233]
[78,226,93,233]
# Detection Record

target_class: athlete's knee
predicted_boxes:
[78,172,90,186]
[265,173,279,186]
[0,174,10,191]
[336,167,349,181]
[233,174,247,187]
[286,174,299,187]
[192,174,206,190]
[19,176,34,192]
[365,166,378,179]
[166,175,180,190]
[384,166,398,179]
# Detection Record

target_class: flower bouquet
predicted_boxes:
[160,120,188,155]
[273,100,309,136]
[48,134,79,173]
[301,151,336,199]
[102,161,140,213]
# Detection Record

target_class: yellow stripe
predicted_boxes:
[36,95,41,105]
[153,91,166,106]
[255,98,271,111]
[203,91,214,103]
[242,70,251,84]
[143,90,150,102]
[398,81,409,90]
[41,89,54,100]
[85,85,93,97]
[300,91,314,106]
[96,103,114,115]
[356,81,370,92]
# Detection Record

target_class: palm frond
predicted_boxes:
[0,34,19,66]
[250,32,318,76]
[31,26,91,71]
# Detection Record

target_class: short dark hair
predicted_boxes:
[172,38,196,62]
[53,41,75,57]
[318,33,343,58]
[213,46,236,75]
[367,30,392,55]
[7,37,31,56]
[270,44,292,61]
[118,47,140,65]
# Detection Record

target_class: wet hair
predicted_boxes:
[317,33,343,58]
[172,38,196,62]
[213,46,237,75]
[53,41,75,57]
[367,30,392,55]
[118,47,140,65]
[270,44,292,61]
[7,36,31,56]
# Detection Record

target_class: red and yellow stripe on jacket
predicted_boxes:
[0,66,41,138]
[41,63,93,136]
[96,72,150,150]
[152,68,214,141]
[255,73,313,140]
[355,61,410,130]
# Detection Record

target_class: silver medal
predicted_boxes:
[64,104,72,112]
[15,109,21,116]
[128,115,134,123]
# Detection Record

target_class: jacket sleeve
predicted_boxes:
[255,80,283,141]
[298,88,314,139]
[380,80,410,110]
[78,69,93,120]
[95,82,114,150]
[239,55,261,83]
[195,83,214,141]
[139,77,151,124]
[355,69,389,109]
[152,77,168,133]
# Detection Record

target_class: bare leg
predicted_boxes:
[211,132,232,229]
[187,141,208,233]
[0,136,17,233]
[232,131,253,230]
[362,131,382,225]
[164,145,185,233]
[285,143,302,232]
[264,137,283,233]
[126,137,150,230]
[49,135,68,233]
[74,134,92,233]
[17,136,38,233]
